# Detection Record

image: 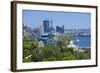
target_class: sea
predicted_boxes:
[74,36,91,49]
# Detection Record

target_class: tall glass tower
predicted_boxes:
[43,20,50,33]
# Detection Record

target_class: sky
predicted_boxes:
[22,10,91,29]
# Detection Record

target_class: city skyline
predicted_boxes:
[23,10,91,29]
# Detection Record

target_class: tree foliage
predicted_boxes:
[23,36,91,62]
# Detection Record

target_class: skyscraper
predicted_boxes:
[43,20,50,33]
[56,25,64,33]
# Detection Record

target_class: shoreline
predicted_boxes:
[79,48,90,50]
[78,48,90,52]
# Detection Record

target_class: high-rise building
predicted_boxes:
[56,25,64,33]
[33,27,41,35]
[43,20,50,33]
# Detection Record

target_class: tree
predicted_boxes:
[78,49,91,59]
[23,36,33,49]
[23,49,31,58]
[56,36,75,52]
[42,44,62,61]
[31,47,43,62]
[62,52,76,60]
